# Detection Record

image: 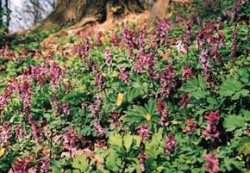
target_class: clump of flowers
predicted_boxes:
[31,121,40,142]
[62,127,81,152]
[12,157,32,173]
[96,32,103,46]
[179,93,190,108]
[89,93,102,117]
[202,110,220,139]
[20,80,32,113]
[183,118,197,134]
[108,112,120,127]
[164,135,176,155]
[16,122,24,142]
[139,149,146,172]
[160,64,176,97]
[123,29,136,58]
[104,48,112,67]
[62,102,71,116]
[49,62,66,89]
[137,124,150,143]
[94,70,104,90]
[110,32,119,47]
[156,99,169,126]
[204,154,219,173]
[182,66,192,81]
[94,123,106,136]
[119,66,129,82]
[156,18,172,46]
[0,122,11,145]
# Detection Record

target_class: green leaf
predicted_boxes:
[190,90,209,99]
[219,78,242,97]
[109,134,122,147]
[123,135,133,150]
[105,150,120,172]
[223,115,245,132]
[145,99,156,115]
[243,110,250,121]
[198,75,206,90]
[72,154,90,172]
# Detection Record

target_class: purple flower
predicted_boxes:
[31,121,40,142]
[123,29,136,49]
[123,29,136,58]
[0,122,11,144]
[81,38,90,60]
[62,127,78,152]
[16,122,23,142]
[160,64,176,97]
[139,149,146,172]
[202,110,220,139]
[156,18,171,38]
[138,30,146,50]
[31,65,49,86]
[119,66,129,82]
[159,108,169,126]
[95,70,104,90]
[184,118,197,134]
[137,124,150,143]
[164,135,176,155]
[39,158,50,172]
[204,154,219,173]
[13,157,31,173]
[62,102,71,116]
[89,93,102,117]
[96,32,103,46]
[94,123,106,136]
[182,66,192,81]
[104,48,112,67]
[182,20,192,47]
[20,80,32,113]
[49,62,65,88]
[179,93,190,108]
[134,51,155,74]
[110,33,119,47]
[198,49,211,83]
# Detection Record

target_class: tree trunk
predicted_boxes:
[37,0,144,31]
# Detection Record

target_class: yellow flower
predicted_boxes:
[145,114,151,121]
[116,93,124,106]
[0,148,5,158]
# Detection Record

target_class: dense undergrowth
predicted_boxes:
[0,0,249,172]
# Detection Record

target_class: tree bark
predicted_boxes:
[37,0,144,31]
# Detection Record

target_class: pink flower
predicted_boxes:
[138,124,150,143]
[0,122,11,144]
[94,123,106,136]
[139,149,146,172]
[165,135,176,155]
[182,66,192,81]
[204,154,219,173]
[62,102,71,116]
[184,118,197,134]
[13,157,31,173]
[110,33,119,47]
[96,32,103,46]
[179,93,190,108]
[104,48,112,67]
[31,121,40,142]
[119,66,129,82]
[160,64,176,97]
[16,122,23,142]
[204,110,220,124]
[202,110,220,139]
